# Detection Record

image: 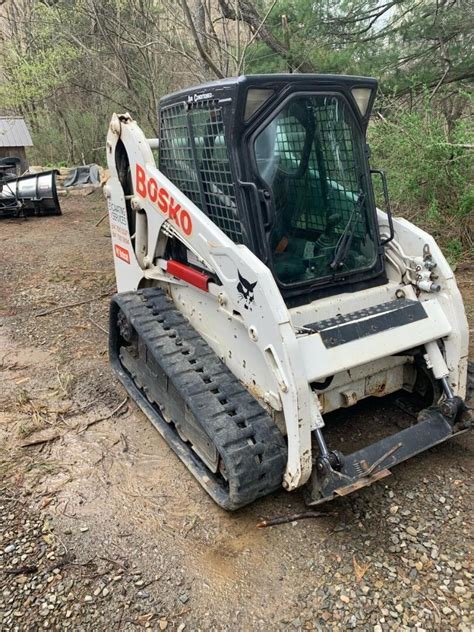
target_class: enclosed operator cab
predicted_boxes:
[158,74,386,305]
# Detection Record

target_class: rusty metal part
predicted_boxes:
[334,469,391,497]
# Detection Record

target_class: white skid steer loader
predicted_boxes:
[104,75,471,509]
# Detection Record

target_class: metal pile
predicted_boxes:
[0,161,62,218]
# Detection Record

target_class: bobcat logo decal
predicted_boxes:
[237,271,257,310]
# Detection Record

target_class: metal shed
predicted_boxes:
[0,117,33,172]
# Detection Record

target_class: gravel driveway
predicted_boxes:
[1,192,473,631]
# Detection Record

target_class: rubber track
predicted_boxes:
[109,288,287,510]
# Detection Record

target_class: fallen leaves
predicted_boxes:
[137,613,155,627]
[353,555,371,583]
[19,397,128,447]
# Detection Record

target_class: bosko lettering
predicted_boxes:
[135,164,193,236]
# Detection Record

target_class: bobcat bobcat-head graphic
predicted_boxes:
[237,271,257,310]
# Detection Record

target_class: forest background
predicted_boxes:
[0,0,472,260]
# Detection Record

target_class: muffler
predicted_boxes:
[0,170,62,218]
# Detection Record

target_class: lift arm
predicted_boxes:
[104,112,321,489]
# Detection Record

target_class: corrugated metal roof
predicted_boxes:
[0,117,33,147]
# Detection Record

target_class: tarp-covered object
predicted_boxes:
[63,164,101,187]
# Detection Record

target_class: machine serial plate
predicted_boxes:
[305,299,428,348]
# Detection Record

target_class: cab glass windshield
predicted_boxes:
[253,94,378,285]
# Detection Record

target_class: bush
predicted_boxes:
[369,99,473,263]
[27,107,110,168]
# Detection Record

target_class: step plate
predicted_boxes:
[305,299,427,348]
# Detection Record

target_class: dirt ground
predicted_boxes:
[0,192,473,631]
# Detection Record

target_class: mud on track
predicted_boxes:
[0,193,473,630]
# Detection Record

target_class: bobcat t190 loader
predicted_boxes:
[104,75,471,509]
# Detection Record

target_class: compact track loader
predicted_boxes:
[104,75,471,509]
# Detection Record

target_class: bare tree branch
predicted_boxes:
[237,0,278,74]
[217,0,315,73]
[179,0,225,78]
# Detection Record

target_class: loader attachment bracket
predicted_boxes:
[305,397,471,505]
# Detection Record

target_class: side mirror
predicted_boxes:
[371,169,394,245]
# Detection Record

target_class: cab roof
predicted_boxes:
[160,74,377,106]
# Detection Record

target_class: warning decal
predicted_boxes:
[114,244,130,264]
